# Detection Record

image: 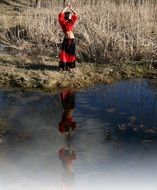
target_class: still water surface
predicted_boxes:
[0,79,157,190]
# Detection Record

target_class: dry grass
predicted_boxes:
[0,51,157,91]
[0,0,157,63]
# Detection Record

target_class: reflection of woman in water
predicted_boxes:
[58,88,77,190]
[59,143,76,190]
[59,89,76,140]
[58,2,78,71]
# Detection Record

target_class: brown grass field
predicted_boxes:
[0,0,157,62]
[0,0,157,90]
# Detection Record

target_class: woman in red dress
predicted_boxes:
[58,3,78,71]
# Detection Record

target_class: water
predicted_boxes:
[0,79,157,190]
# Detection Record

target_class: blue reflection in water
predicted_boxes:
[0,79,156,190]
[75,79,157,142]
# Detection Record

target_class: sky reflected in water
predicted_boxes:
[0,79,157,190]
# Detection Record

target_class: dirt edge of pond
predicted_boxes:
[0,53,157,92]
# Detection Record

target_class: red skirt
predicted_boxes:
[59,38,76,70]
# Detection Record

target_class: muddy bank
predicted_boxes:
[0,53,157,92]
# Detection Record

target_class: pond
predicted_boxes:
[0,79,157,190]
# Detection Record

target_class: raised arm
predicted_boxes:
[68,3,77,15]
[60,6,68,13]
[68,3,78,23]
[59,5,68,25]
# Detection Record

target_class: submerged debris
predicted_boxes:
[118,124,128,131]
[0,119,10,135]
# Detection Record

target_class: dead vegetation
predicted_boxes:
[0,51,157,91]
[0,0,157,90]
[0,0,157,63]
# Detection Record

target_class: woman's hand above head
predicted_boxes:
[68,2,72,9]
[69,3,77,15]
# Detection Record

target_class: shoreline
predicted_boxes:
[0,1,156,93]
[0,53,157,92]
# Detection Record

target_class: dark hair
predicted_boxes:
[64,11,71,21]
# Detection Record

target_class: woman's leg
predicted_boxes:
[59,38,76,71]
[59,38,66,70]
[66,39,76,70]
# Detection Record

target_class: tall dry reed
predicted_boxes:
[1,0,157,63]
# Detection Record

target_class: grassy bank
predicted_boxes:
[0,52,157,91]
[0,0,157,91]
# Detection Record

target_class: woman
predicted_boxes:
[58,3,78,71]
